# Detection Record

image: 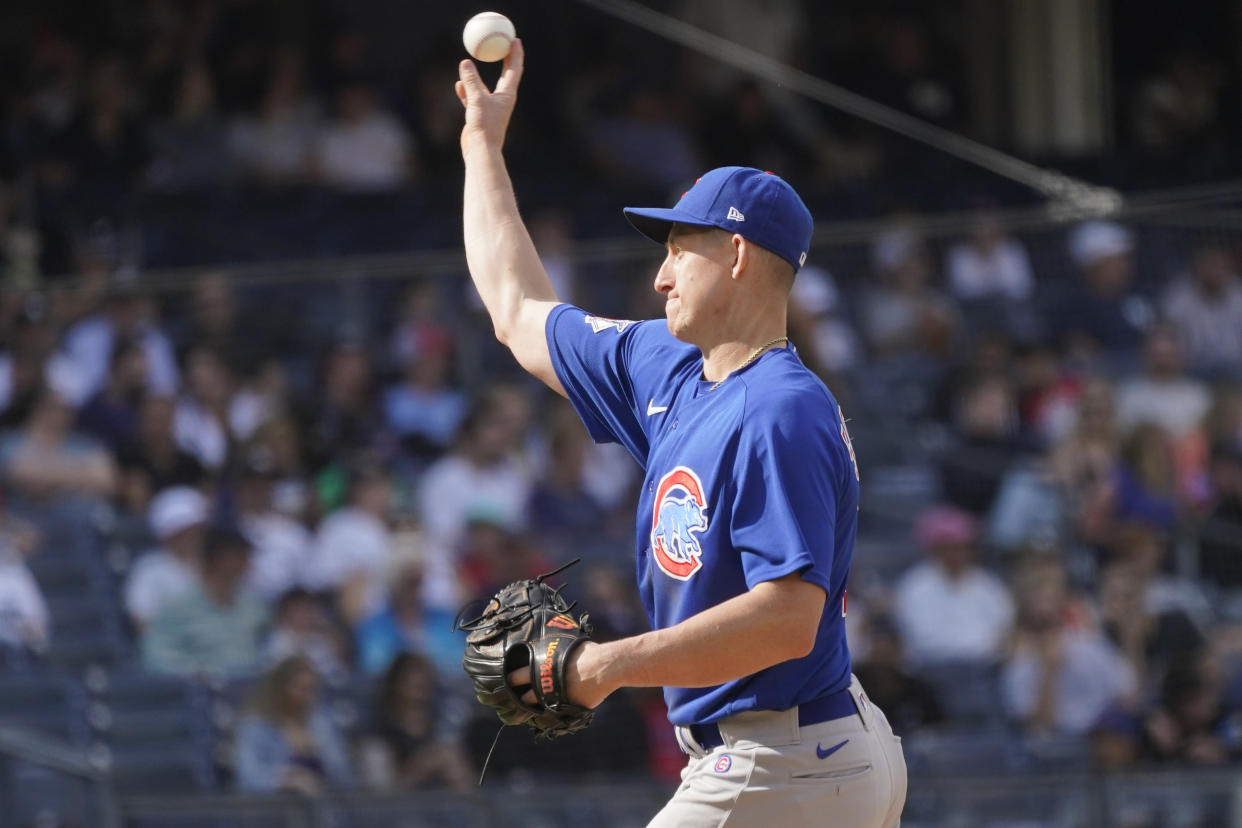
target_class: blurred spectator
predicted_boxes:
[1160,241,1242,374]
[417,388,534,609]
[1083,423,1180,542]
[234,655,354,794]
[1132,43,1225,153]
[142,525,267,678]
[145,61,229,192]
[0,516,49,662]
[356,555,459,679]
[66,56,148,210]
[237,458,313,602]
[298,340,389,471]
[313,78,413,193]
[357,652,471,791]
[586,84,699,192]
[247,416,312,521]
[1089,705,1145,770]
[307,464,395,626]
[532,210,579,307]
[227,46,320,187]
[1198,441,1242,592]
[177,273,253,378]
[938,374,1038,513]
[860,224,958,359]
[1046,379,1120,533]
[172,345,233,471]
[118,393,206,492]
[77,338,148,454]
[527,403,608,563]
[1056,221,1152,357]
[1143,654,1235,765]
[59,282,179,407]
[1116,324,1211,439]
[0,314,60,429]
[945,215,1033,303]
[1014,343,1084,444]
[787,266,861,379]
[1098,557,1205,697]
[694,79,816,179]
[852,615,944,735]
[124,485,207,630]
[893,505,1014,664]
[382,325,464,462]
[261,588,348,683]
[1001,555,1136,735]
[0,388,118,503]
[456,518,553,603]
[1109,521,1214,636]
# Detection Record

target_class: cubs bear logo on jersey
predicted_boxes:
[650,466,709,580]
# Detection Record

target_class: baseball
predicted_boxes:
[462,12,516,63]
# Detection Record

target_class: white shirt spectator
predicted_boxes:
[241,512,314,601]
[1161,277,1242,372]
[227,101,320,182]
[1115,376,1211,439]
[893,561,1015,663]
[0,549,50,650]
[316,113,411,193]
[416,454,532,609]
[1001,628,1137,734]
[307,506,392,619]
[946,238,1033,302]
[124,551,196,628]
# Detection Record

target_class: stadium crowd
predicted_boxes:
[0,0,1241,805]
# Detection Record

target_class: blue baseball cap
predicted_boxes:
[623,166,814,270]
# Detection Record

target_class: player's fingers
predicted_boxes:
[494,38,524,95]
[458,59,487,99]
[454,79,467,106]
[507,667,527,687]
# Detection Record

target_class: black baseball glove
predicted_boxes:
[456,560,595,739]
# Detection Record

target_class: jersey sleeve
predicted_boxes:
[728,396,850,593]
[545,304,655,462]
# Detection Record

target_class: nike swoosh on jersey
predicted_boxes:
[816,739,849,760]
[647,399,670,416]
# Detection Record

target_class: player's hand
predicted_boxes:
[456,37,524,155]
[507,640,613,711]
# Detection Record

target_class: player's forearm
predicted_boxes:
[462,143,557,342]
[575,574,825,702]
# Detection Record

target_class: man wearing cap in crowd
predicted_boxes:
[124,485,209,631]
[1055,220,1154,355]
[457,42,906,826]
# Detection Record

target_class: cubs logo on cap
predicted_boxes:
[623,167,814,271]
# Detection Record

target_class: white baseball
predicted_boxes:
[462,12,516,63]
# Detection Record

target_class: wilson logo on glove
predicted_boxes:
[547,614,578,630]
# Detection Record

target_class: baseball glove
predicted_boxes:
[455,559,595,739]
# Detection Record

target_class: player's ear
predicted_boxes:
[730,234,748,281]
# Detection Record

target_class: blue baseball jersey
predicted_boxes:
[546,304,859,725]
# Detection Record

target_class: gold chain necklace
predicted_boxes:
[709,337,789,391]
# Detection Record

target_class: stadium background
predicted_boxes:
[0,0,1241,825]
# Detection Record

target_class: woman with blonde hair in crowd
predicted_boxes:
[233,655,353,795]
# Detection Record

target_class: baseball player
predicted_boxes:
[456,41,907,827]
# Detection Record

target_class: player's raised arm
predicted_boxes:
[456,40,565,396]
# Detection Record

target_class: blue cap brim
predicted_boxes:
[623,207,716,246]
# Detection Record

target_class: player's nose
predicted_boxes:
[653,257,674,295]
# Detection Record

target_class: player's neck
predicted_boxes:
[700,321,789,385]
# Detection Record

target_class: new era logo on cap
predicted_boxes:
[622,166,814,271]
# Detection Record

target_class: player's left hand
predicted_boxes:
[508,640,613,710]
